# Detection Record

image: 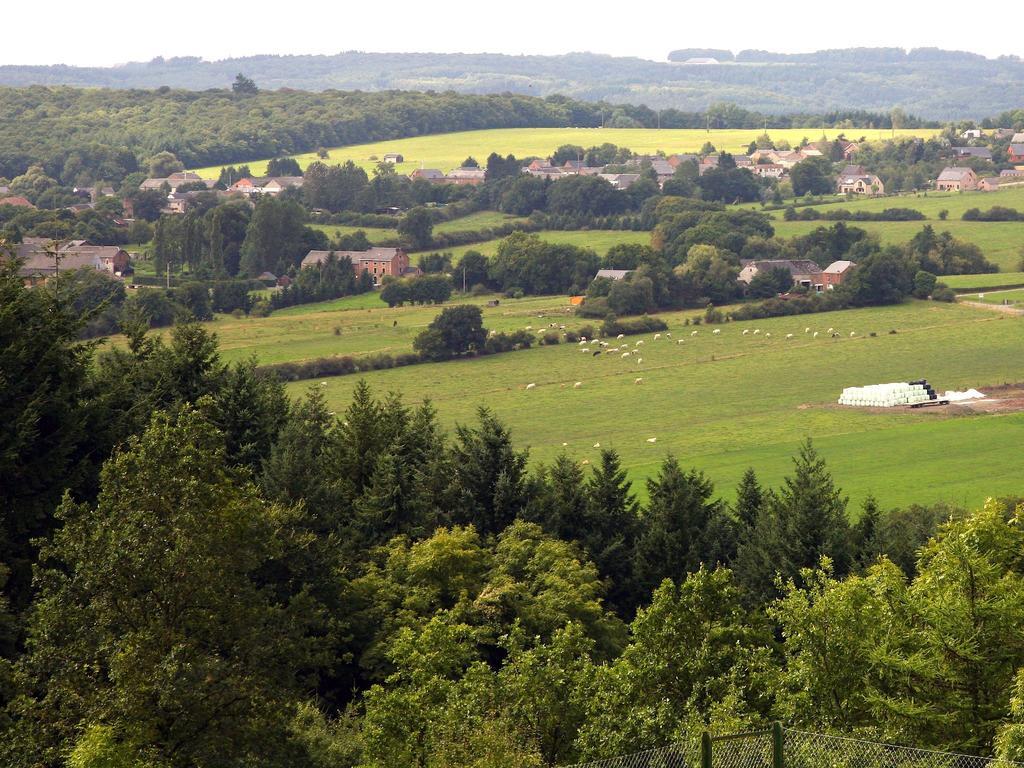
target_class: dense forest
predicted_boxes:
[3,258,1024,767]
[0,47,1021,117]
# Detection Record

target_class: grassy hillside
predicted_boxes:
[132,292,1023,511]
[438,230,652,260]
[943,272,1024,290]
[191,127,934,178]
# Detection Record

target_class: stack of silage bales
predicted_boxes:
[838,380,937,407]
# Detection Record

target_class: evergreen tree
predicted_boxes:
[531,455,588,541]
[851,495,883,569]
[448,408,530,535]
[734,467,764,531]
[583,449,641,614]
[633,457,735,593]
[205,358,289,472]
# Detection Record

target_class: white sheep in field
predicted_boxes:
[562,442,569,446]
[691,330,699,336]
[634,377,644,384]
[827,327,834,333]
[593,442,601,448]
[677,339,685,345]
[765,332,771,338]
[525,383,536,390]
[616,333,625,339]
[850,331,856,337]
[654,333,661,340]
[581,459,590,466]
[621,352,631,358]
[319,381,328,387]
[813,332,819,338]
[635,339,644,346]
[665,332,672,338]
[526,326,532,331]
[636,358,643,364]
[574,381,582,389]
[578,339,587,345]
[786,333,794,339]
[712,329,721,335]
[742,329,749,335]
[580,348,590,353]
[590,338,599,344]
[646,437,657,443]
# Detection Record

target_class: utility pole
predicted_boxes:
[462,266,467,293]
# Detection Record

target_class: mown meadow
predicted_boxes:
[191,126,935,177]
[139,292,1024,512]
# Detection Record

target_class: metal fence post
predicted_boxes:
[702,731,713,768]
[772,722,784,768]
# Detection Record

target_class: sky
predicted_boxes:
[3,0,1021,67]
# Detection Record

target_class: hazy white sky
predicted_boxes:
[3,0,1020,66]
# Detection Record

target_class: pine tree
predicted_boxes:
[734,467,764,530]
[583,449,640,614]
[851,494,882,569]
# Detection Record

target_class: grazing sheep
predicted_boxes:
[526,326,532,331]
[319,381,328,387]
[622,352,631,358]
[593,443,601,448]
[813,332,819,338]
[765,332,771,338]
[831,333,839,338]
[525,383,536,390]
[581,459,590,466]
[580,336,587,342]
[574,381,582,389]
[666,332,672,338]
[634,377,644,384]
[827,327,834,333]
[592,350,601,356]
[646,437,657,443]
[677,339,685,345]
[691,330,699,336]
[562,442,569,446]
[635,340,644,346]
[578,339,587,345]
[712,329,721,335]
[616,333,625,339]
[654,333,661,340]
[805,327,811,333]
[786,333,794,339]
[850,331,856,337]
[636,358,643,364]
[742,329,749,335]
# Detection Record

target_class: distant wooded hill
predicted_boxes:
[0,48,1022,118]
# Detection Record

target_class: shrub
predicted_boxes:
[602,314,668,337]
[932,283,956,302]
[249,299,272,317]
[504,287,525,299]
[704,306,724,324]
[540,331,561,345]
[484,330,534,354]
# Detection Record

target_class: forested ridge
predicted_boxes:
[3,259,1024,767]
[0,47,1021,117]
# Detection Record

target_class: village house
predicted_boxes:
[410,168,445,182]
[260,177,304,195]
[750,163,785,179]
[935,167,978,192]
[960,129,983,139]
[1012,133,1024,144]
[382,153,404,164]
[1008,144,1024,165]
[952,146,992,161]
[1000,168,1024,177]
[13,241,131,286]
[738,259,824,291]
[978,177,1002,192]
[821,260,856,289]
[598,173,641,190]
[0,195,37,209]
[837,170,884,196]
[594,269,633,281]
[445,168,487,186]
[667,153,699,168]
[138,171,214,193]
[301,247,413,286]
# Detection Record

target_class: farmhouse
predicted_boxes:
[301,247,411,286]
[594,269,633,281]
[1000,168,1024,177]
[228,177,303,196]
[952,147,992,161]
[961,129,983,139]
[13,242,130,286]
[139,171,214,193]
[738,259,823,290]
[598,173,641,190]
[1008,144,1024,164]
[445,168,487,185]
[935,167,978,192]
[821,260,856,289]
[978,177,1002,192]
[837,171,884,196]
[0,195,37,209]
[410,168,445,182]
[751,163,785,179]
[382,153,404,164]
[1012,133,1024,144]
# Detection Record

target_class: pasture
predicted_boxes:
[174,295,1022,512]
[189,127,935,178]
[439,229,652,260]
[969,288,1024,305]
[944,272,1024,291]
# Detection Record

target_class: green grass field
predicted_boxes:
[771,220,1024,272]
[190,127,934,179]
[439,229,652,260]
[943,272,1024,291]
[151,295,1016,512]
[968,288,1024,305]
[433,210,527,233]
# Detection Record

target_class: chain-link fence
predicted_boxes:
[563,724,1024,768]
